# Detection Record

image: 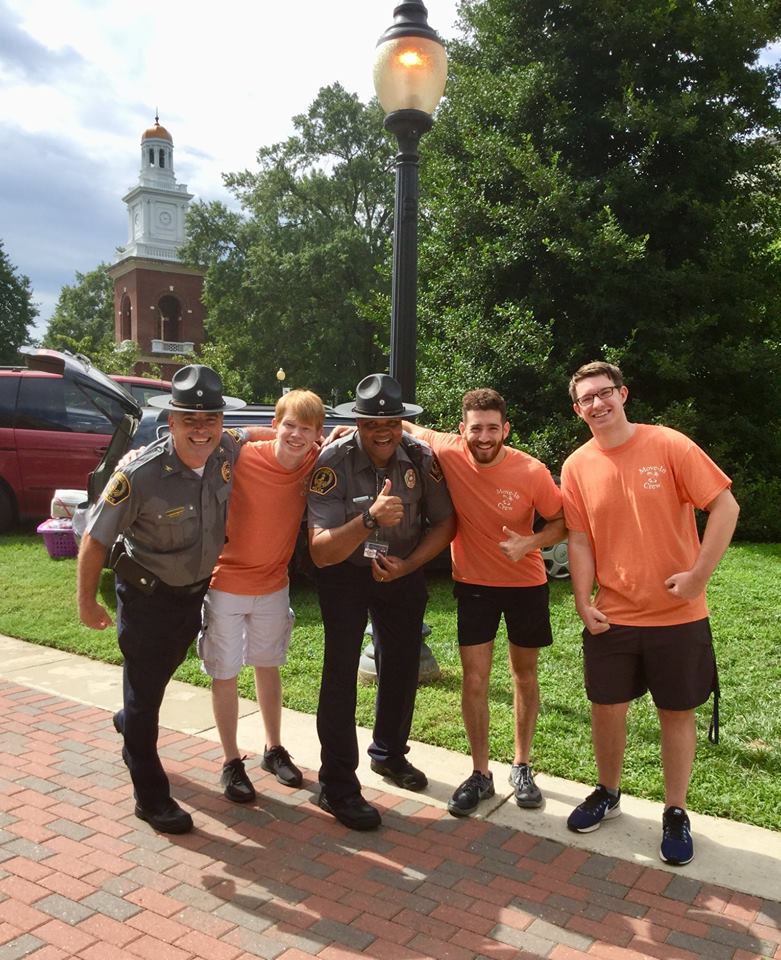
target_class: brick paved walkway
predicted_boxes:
[1,678,779,960]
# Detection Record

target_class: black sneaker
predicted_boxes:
[567,784,621,833]
[509,763,543,808]
[220,756,256,803]
[660,806,694,866]
[447,771,495,818]
[370,757,428,791]
[261,745,303,788]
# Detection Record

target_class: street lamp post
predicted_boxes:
[365,2,447,685]
[373,1,447,401]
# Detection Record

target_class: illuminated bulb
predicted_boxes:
[399,50,423,67]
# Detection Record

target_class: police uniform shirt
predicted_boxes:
[86,429,246,587]
[307,432,453,566]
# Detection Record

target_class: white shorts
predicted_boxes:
[198,587,295,678]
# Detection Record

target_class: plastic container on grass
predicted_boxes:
[51,489,87,519]
[37,517,78,559]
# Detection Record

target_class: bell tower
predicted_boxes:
[107,113,206,376]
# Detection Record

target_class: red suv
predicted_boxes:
[0,350,141,531]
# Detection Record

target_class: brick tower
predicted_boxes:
[107,114,205,377]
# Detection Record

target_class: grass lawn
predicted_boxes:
[0,529,779,832]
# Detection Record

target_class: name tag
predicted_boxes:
[363,541,389,559]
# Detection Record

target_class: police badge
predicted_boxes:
[310,466,337,495]
[102,471,131,506]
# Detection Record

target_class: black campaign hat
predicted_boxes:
[147,365,245,413]
[334,373,423,419]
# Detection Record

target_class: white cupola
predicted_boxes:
[116,112,193,263]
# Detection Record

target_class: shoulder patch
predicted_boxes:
[102,471,131,506]
[226,428,243,444]
[310,466,337,495]
[429,455,444,483]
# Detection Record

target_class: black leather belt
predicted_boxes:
[110,540,209,597]
[157,578,211,596]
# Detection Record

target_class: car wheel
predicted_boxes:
[0,486,16,533]
[542,541,569,579]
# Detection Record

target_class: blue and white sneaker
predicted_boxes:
[660,806,694,865]
[567,784,621,833]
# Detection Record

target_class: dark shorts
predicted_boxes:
[582,618,717,710]
[453,581,553,649]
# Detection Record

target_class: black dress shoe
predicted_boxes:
[134,798,193,834]
[317,792,381,830]
[370,758,428,792]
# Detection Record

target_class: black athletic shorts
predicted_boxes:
[582,618,717,710]
[453,581,553,649]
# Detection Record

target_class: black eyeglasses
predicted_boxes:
[575,386,620,408]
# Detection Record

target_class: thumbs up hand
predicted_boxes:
[370,478,404,527]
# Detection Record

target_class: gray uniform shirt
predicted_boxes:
[307,433,453,567]
[86,430,245,586]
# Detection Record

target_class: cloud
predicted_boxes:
[0,0,84,82]
[0,124,126,334]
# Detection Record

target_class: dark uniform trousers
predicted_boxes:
[115,577,209,809]
[315,561,428,801]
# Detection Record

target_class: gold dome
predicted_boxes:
[141,119,172,143]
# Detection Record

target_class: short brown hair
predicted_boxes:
[275,389,325,430]
[461,388,507,423]
[568,362,624,403]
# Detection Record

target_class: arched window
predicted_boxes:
[148,148,154,166]
[158,294,181,342]
[159,149,165,168]
[120,295,132,341]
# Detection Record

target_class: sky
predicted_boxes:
[1,1,778,341]
[0,0,462,337]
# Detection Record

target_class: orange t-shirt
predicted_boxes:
[561,424,731,626]
[416,428,562,587]
[210,441,317,596]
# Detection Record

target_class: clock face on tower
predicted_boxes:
[159,211,172,226]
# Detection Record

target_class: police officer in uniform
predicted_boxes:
[308,374,456,830]
[77,365,249,834]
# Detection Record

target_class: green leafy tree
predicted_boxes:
[418,0,781,535]
[182,83,395,402]
[0,240,37,363]
[43,263,114,356]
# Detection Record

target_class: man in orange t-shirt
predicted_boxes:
[198,390,325,804]
[561,361,739,867]
[405,388,565,817]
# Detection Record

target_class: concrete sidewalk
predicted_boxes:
[1,632,779,960]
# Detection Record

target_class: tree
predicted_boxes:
[0,240,37,363]
[182,83,396,402]
[43,263,114,357]
[416,0,781,535]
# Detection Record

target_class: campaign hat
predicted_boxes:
[334,373,422,419]
[147,365,245,413]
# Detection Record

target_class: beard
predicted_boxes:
[466,436,503,464]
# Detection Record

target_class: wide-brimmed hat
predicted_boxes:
[334,373,423,419]
[147,365,245,413]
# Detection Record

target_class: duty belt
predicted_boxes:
[109,539,209,597]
